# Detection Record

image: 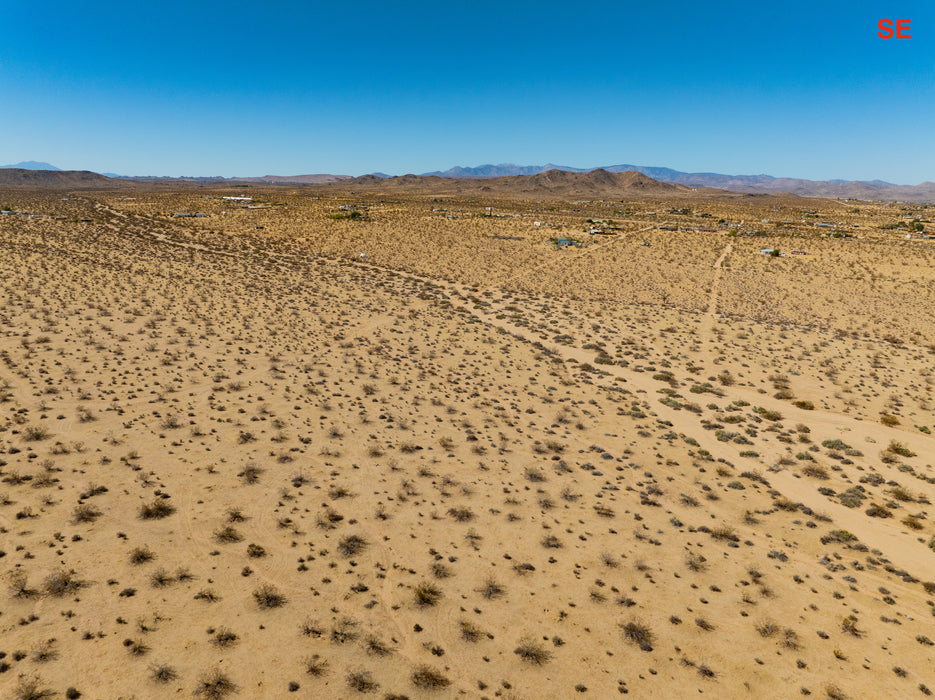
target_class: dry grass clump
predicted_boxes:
[23,425,51,441]
[447,506,474,522]
[338,534,368,557]
[363,635,395,656]
[414,581,442,607]
[129,546,156,564]
[459,619,485,642]
[304,654,329,677]
[411,665,451,689]
[12,675,56,700]
[346,670,379,693]
[72,503,102,524]
[621,619,654,651]
[43,570,86,597]
[477,576,506,600]
[253,583,287,609]
[193,669,237,698]
[151,663,178,683]
[9,571,39,599]
[139,499,176,519]
[514,638,553,665]
[214,525,243,543]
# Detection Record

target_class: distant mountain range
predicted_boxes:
[422,163,935,202]
[0,161,61,171]
[324,169,707,199]
[3,160,933,202]
[100,173,352,185]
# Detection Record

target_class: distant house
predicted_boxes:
[554,238,580,248]
[760,248,777,255]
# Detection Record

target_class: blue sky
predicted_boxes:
[1,1,932,181]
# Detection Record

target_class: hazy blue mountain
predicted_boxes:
[0,161,61,170]
[419,163,934,200]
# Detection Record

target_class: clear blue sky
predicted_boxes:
[1,1,932,182]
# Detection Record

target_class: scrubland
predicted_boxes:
[0,187,933,698]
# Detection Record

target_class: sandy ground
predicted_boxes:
[1,188,933,699]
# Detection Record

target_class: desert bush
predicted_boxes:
[23,425,51,441]
[139,499,176,519]
[330,617,360,644]
[459,619,484,642]
[212,627,238,647]
[477,577,505,600]
[346,670,379,693]
[238,463,263,483]
[150,568,174,588]
[9,571,39,598]
[541,534,562,549]
[621,619,654,651]
[214,526,243,544]
[338,534,367,557]
[802,464,829,479]
[865,503,892,518]
[524,466,547,482]
[447,507,474,522]
[710,525,738,541]
[13,675,56,700]
[887,441,915,458]
[151,664,178,683]
[305,655,329,677]
[253,584,287,609]
[841,615,863,637]
[756,620,779,637]
[44,569,85,597]
[514,639,552,665]
[194,669,237,698]
[414,581,442,607]
[411,665,451,689]
[69,503,101,524]
[363,635,394,657]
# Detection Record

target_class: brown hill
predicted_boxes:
[327,168,707,198]
[488,168,687,196]
[0,168,130,189]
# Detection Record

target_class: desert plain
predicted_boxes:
[1,174,934,699]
